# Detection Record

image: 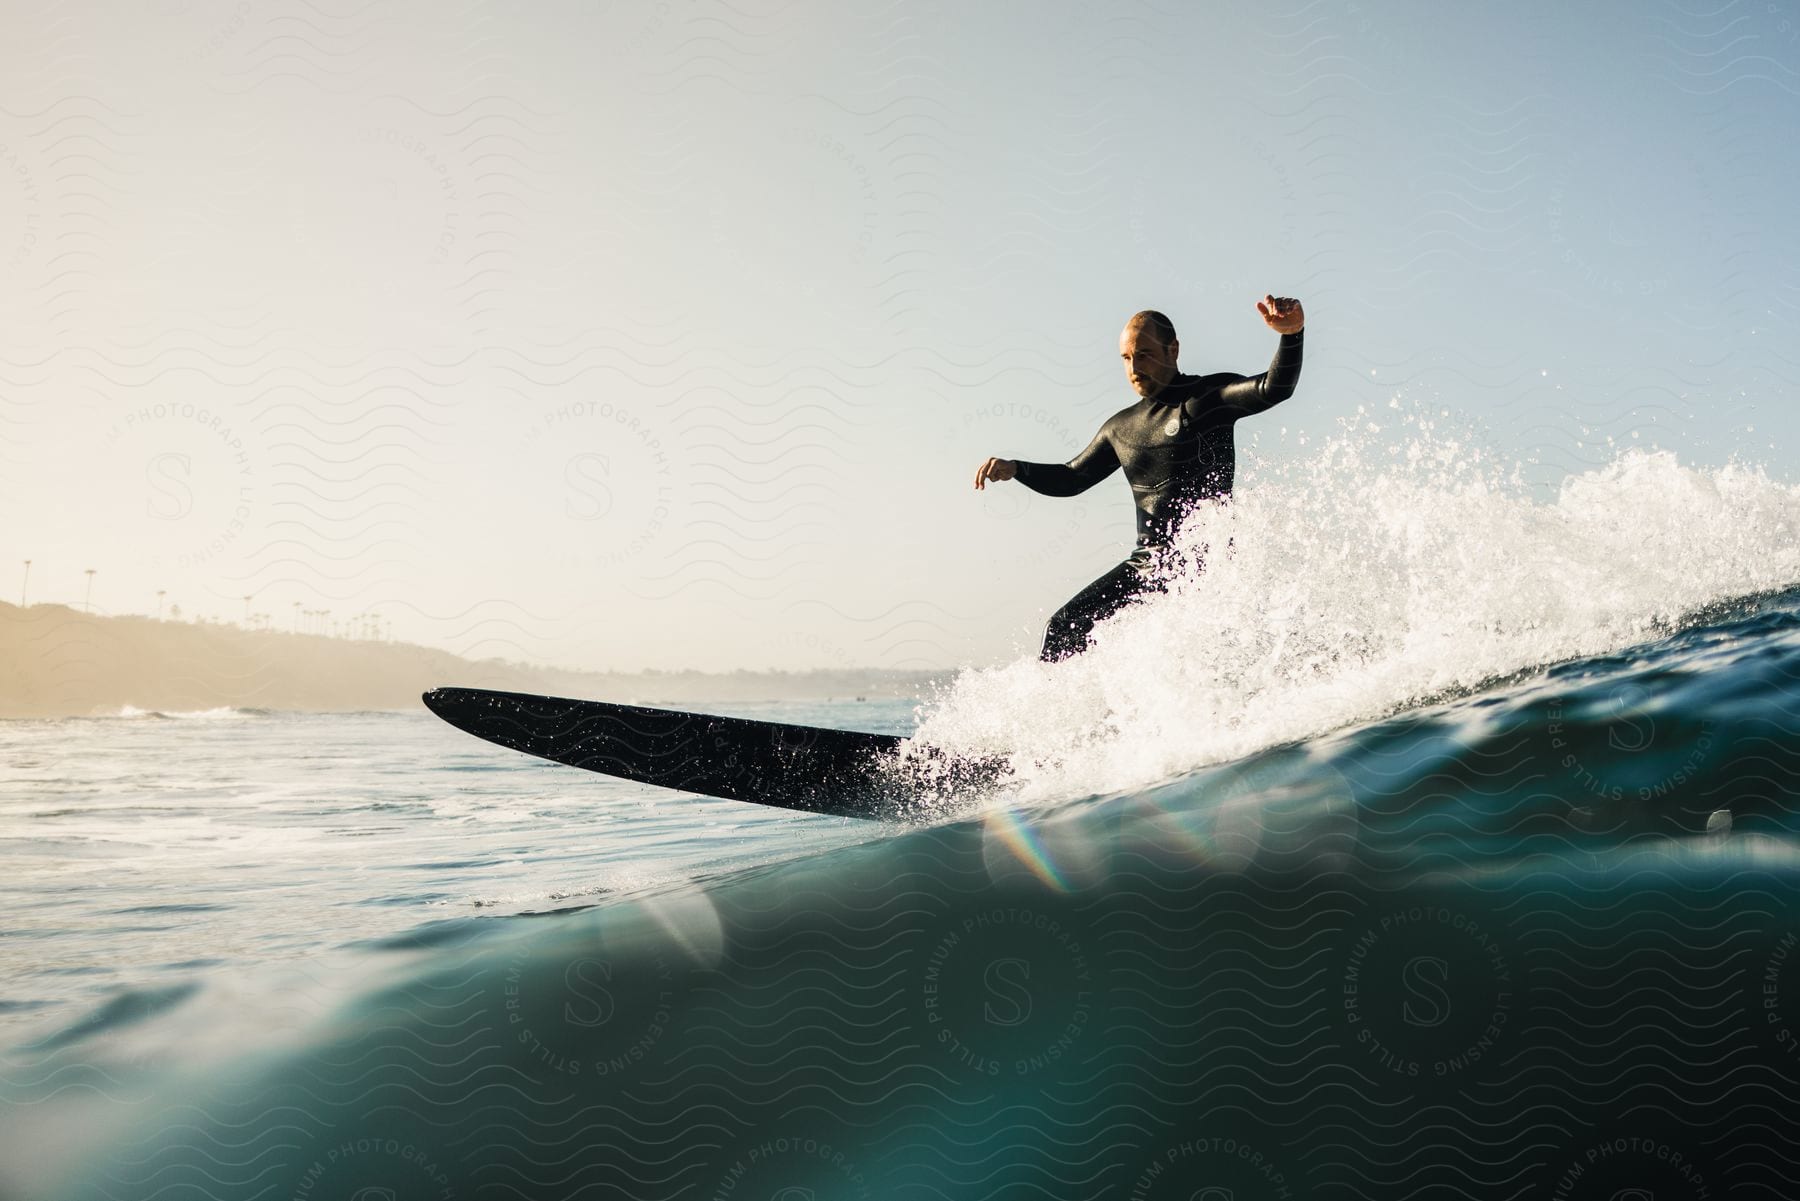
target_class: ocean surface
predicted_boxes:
[6,449,1800,1198]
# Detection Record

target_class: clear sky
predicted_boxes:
[2,0,1796,671]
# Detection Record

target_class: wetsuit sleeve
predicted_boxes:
[1213,330,1304,418]
[1012,424,1120,497]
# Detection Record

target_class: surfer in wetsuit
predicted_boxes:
[974,296,1305,661]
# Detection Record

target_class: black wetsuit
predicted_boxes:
[1015,330,1304,660]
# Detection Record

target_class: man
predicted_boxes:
[974,295,1305,661]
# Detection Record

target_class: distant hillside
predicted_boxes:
[0,603,952,718]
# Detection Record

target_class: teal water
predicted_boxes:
[0,699,911,1036]
[5,590,1800,1198]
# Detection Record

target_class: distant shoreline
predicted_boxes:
[0,602,954,719]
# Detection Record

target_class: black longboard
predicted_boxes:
[422,687,1006,820]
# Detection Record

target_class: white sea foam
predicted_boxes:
[109,705,262,721]
[915,404,1800,803]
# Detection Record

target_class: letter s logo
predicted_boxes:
[146,453,193,519]
[1606,684,1654,754]
[983,958,1033,1027]
[1191,1188,1235,1201]
[770,1190,815,1201]
[564,453,612,520]
[563,959,616,1027]
[1401,955,1453,1027]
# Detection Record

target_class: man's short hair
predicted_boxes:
[1127,310,1177,346]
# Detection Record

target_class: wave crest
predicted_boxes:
[918,411,1800,802]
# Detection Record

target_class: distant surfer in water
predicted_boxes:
[974,296,1305,661]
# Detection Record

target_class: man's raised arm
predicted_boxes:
[1216,295,1305,418]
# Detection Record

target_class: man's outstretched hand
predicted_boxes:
[974,456,1016,490]
[1257,294,1304,335]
